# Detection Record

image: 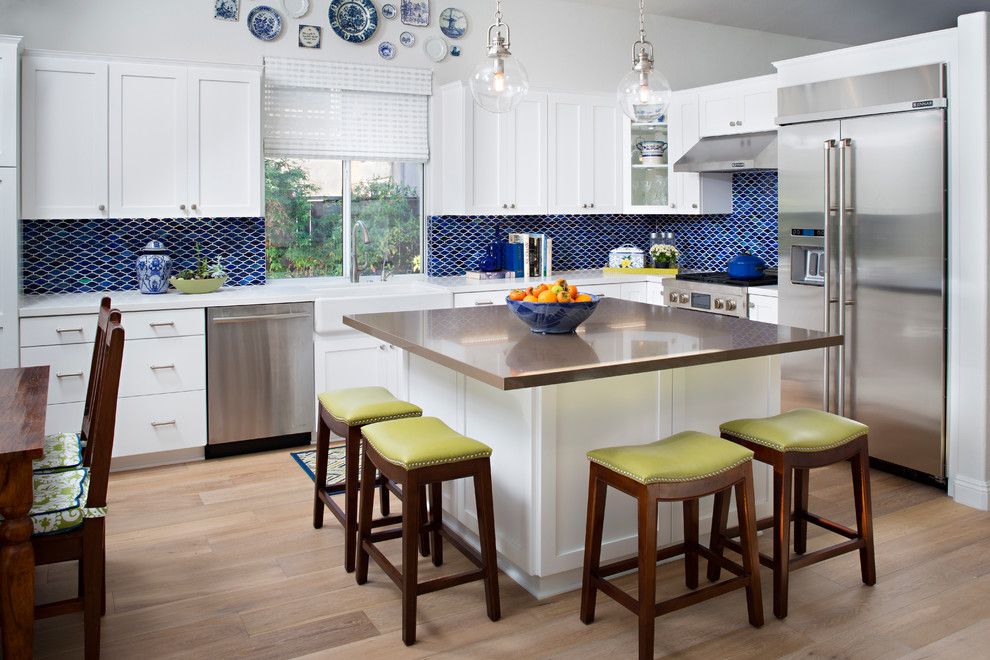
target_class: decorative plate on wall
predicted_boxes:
[378,41,397,60]
[424,36,448,62]
[247,5,283,41]
[401,0,430,27]
[439,8,466,39]
[382,4,398,19]
[329,0,379,43]
[298,24,322,48]
[400,31,415,47]
[214,0,239,21]
[281,0,310,18]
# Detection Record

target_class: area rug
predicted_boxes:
[291,446,348,488]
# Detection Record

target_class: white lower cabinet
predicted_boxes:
[747,293,778,324]
[113,390,207,457]
[118,335,206,398]
[21,342,93,405]
[619,282,648,303]
[315,334,405,399]
[647,281,666,306]
[578,283,622,299]
[453,290,513,308]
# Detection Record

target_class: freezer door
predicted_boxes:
[840,110,946,478]
[778,121,840,414]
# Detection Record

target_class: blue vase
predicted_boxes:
[136,240,173,294]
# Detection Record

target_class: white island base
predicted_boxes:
[402,352,780,599]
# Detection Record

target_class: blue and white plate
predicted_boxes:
[400,31,415,47]
[439,8,467,39]
[329,0,379,44]
[247,5,283,41]
[382,3,398,19]
[378,41,397,60]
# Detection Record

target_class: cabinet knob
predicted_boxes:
[737,120,742,126]
[510,203,516,209]
[670,203,676,209]
[98,204,106,212]
[691,203,698,209]
[582,203,588,209]
[191,203,198,211]
[589,203,595,208]
[180,204,187,211]
[502,204,508,209]
[729,121,736,127]
[379,344,386,351]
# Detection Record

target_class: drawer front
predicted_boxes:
[21,314,99,347]
[453,290,513,308]
[579,283,622,298]
[113,390,207,456]
[119,336,206,397]
[125,308,205,340]
[45,401,85,436]
[21,343,92,404]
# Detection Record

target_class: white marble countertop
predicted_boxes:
[18,270,679,317]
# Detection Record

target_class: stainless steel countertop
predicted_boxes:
[344,298,842,390]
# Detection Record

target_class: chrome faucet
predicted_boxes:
[350,220,371,283]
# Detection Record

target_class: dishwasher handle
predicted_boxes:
[211,312,312,324]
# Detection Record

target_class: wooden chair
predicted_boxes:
[710,408,876,619]
[32,313,125,658]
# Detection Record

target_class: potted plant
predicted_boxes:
[649,243,679,269]
[169,246,228,294]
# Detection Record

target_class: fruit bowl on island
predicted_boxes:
[505,279,602,334]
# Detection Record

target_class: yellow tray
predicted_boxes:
[602,267,679,275]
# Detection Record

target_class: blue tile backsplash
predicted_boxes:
[427,171,778,276]
[21,217,266,294]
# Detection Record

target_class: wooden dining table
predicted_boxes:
[0,366,49,658]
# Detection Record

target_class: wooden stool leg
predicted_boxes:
[419,485,431,558]
[379,475,391,517]
[706,488,730,582]
[851,446,877,586]
[343,427,361,573]
[735,470,764,628]
[772,465,793,619]
[683,498,699,589]
[793,467,810,555]
[313,418,330,529]
[474,461,501,622]
[354,442,378,585]
[429,482,444,567]
[402,476,423,646]
[580,466,608,625]
[637,489,659,660]
[83,518,104,660]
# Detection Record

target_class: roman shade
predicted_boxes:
[263,57,433,161]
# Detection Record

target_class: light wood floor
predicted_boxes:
[31,448,990,659]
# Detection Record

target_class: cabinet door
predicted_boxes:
[587,98,621,213]
[739,83,777,133]
[667,92,697,213]
[699,87,739,137]
[467,105,508,214]
[189,68,262,217]
[109,63,188,219]
[314,336,393,396]
[0,42,17,168]
[747,294,778,324]
[21,57,109,219]
[503,92,547,215]
[0,171,16,367]
[619,282,648,303]
[547,94,586,214]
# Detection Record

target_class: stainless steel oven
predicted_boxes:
[665,272,776,318]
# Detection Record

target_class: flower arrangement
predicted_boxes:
[649,243,679,268]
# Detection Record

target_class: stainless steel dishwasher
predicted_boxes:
[206,302,314,458]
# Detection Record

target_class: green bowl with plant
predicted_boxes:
[170,248,227,294]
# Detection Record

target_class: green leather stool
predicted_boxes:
[355,417,500,646]
[315,387,423,573]
[711,409,876,619]
[580,432,764,660]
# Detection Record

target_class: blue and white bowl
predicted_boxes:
[506,294,601,334]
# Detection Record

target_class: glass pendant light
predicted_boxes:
[617,0,671,123]
[469,0,529,113]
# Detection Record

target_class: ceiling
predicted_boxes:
[572,0,990,45]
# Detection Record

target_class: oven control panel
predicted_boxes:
[666,286,746,318]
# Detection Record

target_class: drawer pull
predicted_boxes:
[56,371,84,379]
[149,364,176,371]
[55,327,84,334]
[151,420,177,428]
[149,321,176,328]
[474,300,494,306]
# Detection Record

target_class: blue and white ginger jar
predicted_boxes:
[136,240,173,294]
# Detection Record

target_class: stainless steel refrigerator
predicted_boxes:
[777,64,947,480]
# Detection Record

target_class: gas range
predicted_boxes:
[666,271,778,318]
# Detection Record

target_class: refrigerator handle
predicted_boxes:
[837,138,851,416]
[823,139,836,413]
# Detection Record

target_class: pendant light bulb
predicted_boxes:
[618,0,671,123]
[470,0,529,113]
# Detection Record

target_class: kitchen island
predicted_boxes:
[345,299,841,598]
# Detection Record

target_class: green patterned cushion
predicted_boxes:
[26,468,106,536]
[33,432,83,473]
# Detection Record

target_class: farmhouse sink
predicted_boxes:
[312,281,452,334]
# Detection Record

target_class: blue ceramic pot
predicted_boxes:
[136,240,173,294]
[506,295,601,334]
[727,250,767,280]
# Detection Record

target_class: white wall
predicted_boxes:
[0,0,844,93]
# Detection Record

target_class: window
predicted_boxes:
[265,158,423,279]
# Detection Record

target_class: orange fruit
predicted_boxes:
[537,290,558,303]
[523,295,538,302]
[575,293,593,302]
[508,289,526,301]
[567,285,578,299]
[534,284,548,295]
[556,291,572,303]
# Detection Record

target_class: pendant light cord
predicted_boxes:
[494,0,503,26]
[638,0,646,43]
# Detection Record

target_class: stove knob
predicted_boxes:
[726,300,737,312]
[679,293,689,304]
[714,299,725,310]
[668,292,678,303]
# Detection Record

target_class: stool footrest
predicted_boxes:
[439,525,485,570]
[696,545,745,577]
[790,538,865,571]
[801,512,859,540]
[419,569,487,596]
[597,543,689,579]
[656,576,752,617]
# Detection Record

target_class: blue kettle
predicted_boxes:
[727,249,767,280]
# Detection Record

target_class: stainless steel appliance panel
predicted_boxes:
[207,303,315,446]
[840,110,946,477]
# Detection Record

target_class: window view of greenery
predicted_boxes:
[264,158,423,279]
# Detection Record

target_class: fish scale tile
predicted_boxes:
[21,217,266,294]
[427,171,778,276]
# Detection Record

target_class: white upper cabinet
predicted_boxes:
[699,74,778,137]
[548,93,621,214]
[109,63,189,219]
[21,57,109,219]
[666,91,731,215]
[188,67,261,218]
[0,37,20,168]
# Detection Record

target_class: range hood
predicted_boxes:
[672,130,777,173]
